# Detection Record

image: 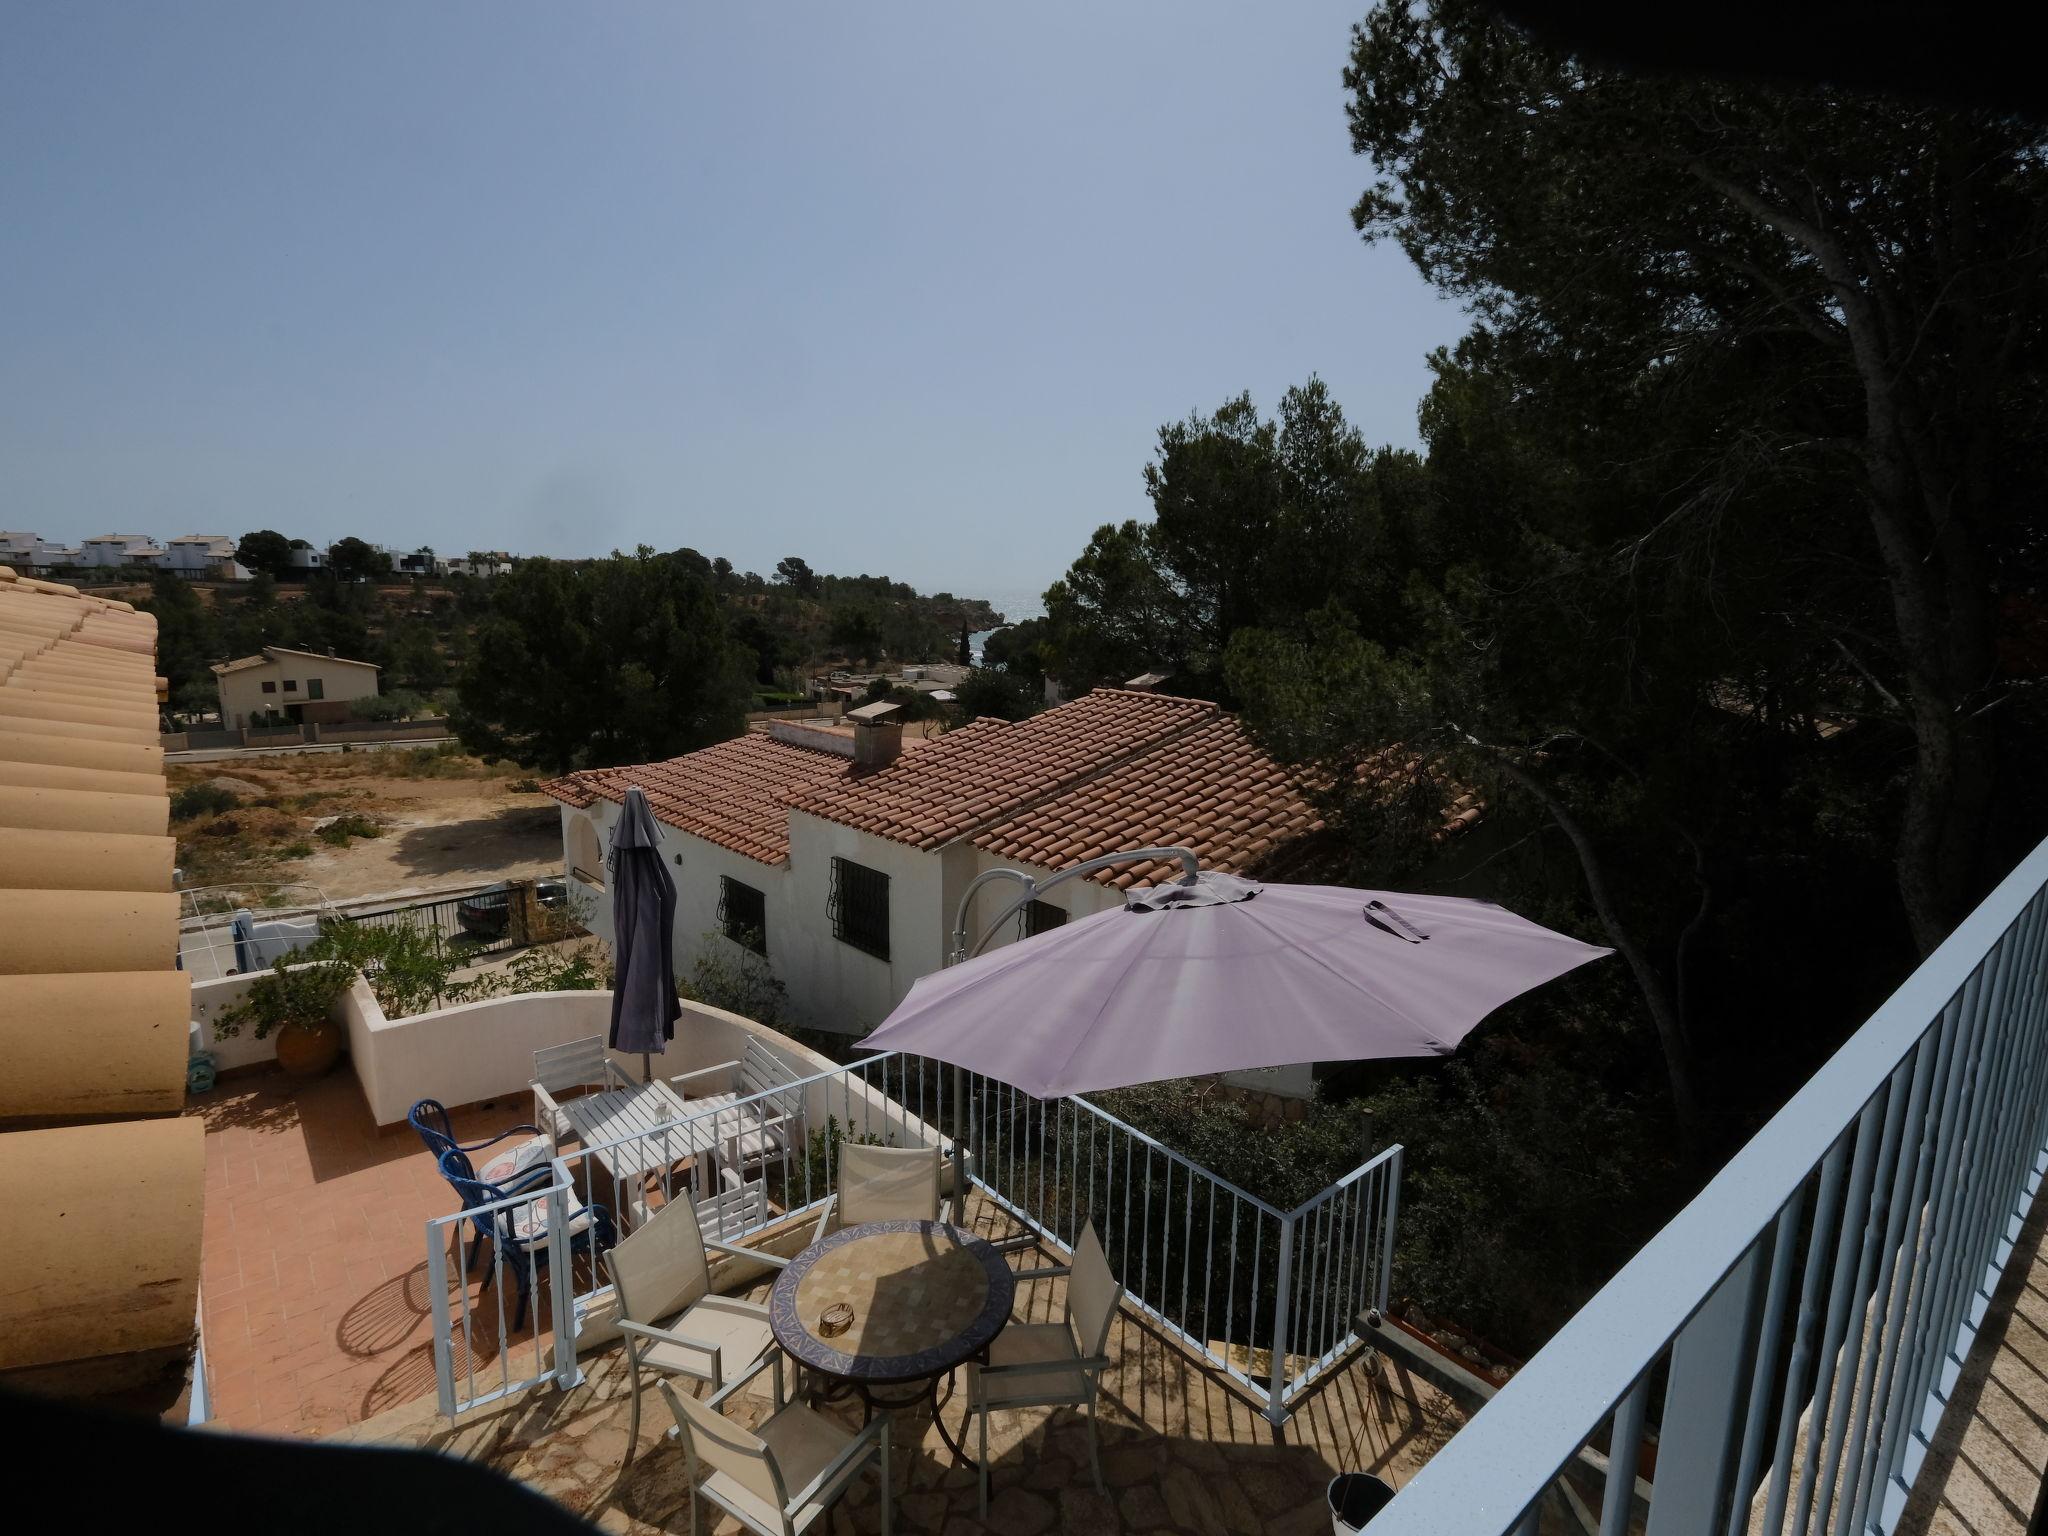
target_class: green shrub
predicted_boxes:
[316,813,383,846]
[309,920,456,1019]
[352,689,428,722]
[212,957,355,1041]
[680,932,790,1026]
[507,777,541,793]
[171,783,240,820]
[277,840,316,859]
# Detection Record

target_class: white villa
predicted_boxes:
[543,689,1476,1036]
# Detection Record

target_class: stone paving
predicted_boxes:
[335,1239,1463,1535]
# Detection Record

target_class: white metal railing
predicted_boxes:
[427,1048,1400,1425]
[967,1070,1400,1419]
[1375,835,2048,1535]
[426,1176,583,1416]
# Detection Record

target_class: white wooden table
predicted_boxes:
[555,1077,788,1225]
[555,1078,706,1185]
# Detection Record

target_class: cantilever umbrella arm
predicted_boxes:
[948,845,1200,964]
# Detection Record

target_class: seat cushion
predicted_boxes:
[503,1191,599,1245]
[638,1298,774,1385]
[968,1322,1090,1407]
[479,1135,553,1186]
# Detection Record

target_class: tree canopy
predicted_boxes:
[1342,0,2048,956]
[235,529,294,580]
[1043,380,1428,700]
[450,548,755,774]
[325,536,392,583]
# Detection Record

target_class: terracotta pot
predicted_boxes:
[273,1016,342,1078]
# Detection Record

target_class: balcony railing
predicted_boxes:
[1373,835,2048,1535]
[427,1048,1401,1424]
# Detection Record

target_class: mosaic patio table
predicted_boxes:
[769,1218,1015,1466]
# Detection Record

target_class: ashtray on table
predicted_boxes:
[818,1303,854,1338]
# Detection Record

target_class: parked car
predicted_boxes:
[457,877,568,938]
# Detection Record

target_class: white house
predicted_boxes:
[77,533,166,569]
[445,551,513,578]
[159,534,247,579]
[543,689,1475,1040]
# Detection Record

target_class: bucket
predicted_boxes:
[1328,1473,1397,1533]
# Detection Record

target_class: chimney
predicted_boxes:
[326,646,336,658]
[1124,670,1172,693]
[847,699,904,769]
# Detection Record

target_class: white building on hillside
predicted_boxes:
[543,689,1481,1038]
[78,533,166,569]
[160,534,248,579]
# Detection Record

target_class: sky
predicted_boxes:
[0,2,1467,598]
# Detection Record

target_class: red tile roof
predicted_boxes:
[542,687,1480,879]
[971,713,1326,888]
[785,690,1217,850]
[540,731,854,865]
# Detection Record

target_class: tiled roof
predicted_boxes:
[0,564,204,1390]
[972,713,1326,888]
[210,645,380,676]
[543,686,1479,884]
[787,689,1218,850]
[540,730,857,865]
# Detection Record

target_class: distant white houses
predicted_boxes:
[2,528,520,582]
[444,551,513,578]
[78,533,166,569]
[0,532,83,574]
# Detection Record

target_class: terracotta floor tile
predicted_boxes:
[189,1068,541,1438]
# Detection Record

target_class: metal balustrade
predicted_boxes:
[1373,835,2048,1535]
[425,1178,582,1417]
[426,1047,1402,1424]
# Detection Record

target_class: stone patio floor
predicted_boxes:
[333,1224,1462,1536]
[192,1064,1467,1530]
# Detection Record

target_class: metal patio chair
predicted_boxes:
[659,1352,891,1536]
[964,1219,1122,1517]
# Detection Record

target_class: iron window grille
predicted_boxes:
[1022,899,1068,938]
[718,876,768,956]
[829,857,890,960]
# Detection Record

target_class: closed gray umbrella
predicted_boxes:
[607,787,680,1070]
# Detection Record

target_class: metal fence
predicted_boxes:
[344,892,512,960]
[424,1177,584,1417]
[1373,835,2048,1535]
[427,1048,1401,1424]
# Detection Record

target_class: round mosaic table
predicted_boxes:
[768,1219,1015,1465]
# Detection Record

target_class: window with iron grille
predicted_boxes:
[718,876,768,956]
[829,857,890,960]
[1023,899,1067,937]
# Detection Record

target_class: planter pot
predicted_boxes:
[273,1017,342,1078]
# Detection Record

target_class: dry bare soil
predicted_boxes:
[168,746,561,900]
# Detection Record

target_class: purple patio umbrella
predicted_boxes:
[607,787,680,1072]
[860,871,1610,1099]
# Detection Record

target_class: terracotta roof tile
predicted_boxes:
[970,714,1481,886]
[539,731,855,865]
[786,690,1217,850]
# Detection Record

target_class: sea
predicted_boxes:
[966,584,1048,664]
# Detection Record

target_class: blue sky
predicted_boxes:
[1,2,1465,597]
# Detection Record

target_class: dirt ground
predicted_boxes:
[168,747,562,901]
